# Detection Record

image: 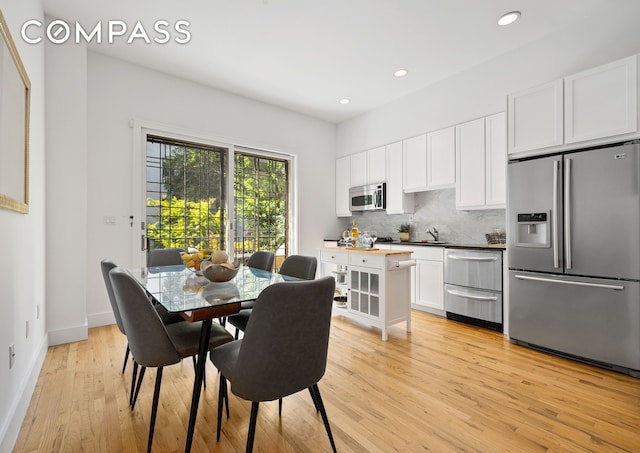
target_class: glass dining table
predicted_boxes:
[126,264,297,453]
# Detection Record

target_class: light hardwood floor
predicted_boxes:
[14,311,640,452]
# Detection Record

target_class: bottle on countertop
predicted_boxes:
[351,219,359,241]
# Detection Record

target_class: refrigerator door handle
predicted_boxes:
[553,160,559,269]
[514,274,624,291]
[565,158,572,269]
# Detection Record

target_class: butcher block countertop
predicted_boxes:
[322,247,412,256]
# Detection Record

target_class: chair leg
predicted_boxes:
[310,384,337,453]
[246,402,260,453]
[224,376,230,419]
[130,361,139,407]
[131,366,146,409]
[147,367,163,453]
[216,375,226,442]
[122,344,130,374]
[308,386,320,412]
[234,328,240,340]
[278,398,283,416]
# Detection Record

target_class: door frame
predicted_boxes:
[130,119,298,268]
[130,119,235,267]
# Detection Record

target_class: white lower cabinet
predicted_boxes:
[393,245,444,315]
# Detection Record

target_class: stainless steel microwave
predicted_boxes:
[349,183,386,211]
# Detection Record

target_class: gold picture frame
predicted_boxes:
[0,9,30,214]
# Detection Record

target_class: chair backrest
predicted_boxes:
[101,259,126,335]
[147,248,185,267]
[246,251,275,272]
[231,276,335,401]
[278,255,317,280]
[109,267,182,368]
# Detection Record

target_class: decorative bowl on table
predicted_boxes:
[202,260,240,282]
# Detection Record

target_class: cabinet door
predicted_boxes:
[350,151,367,187]
[565,55,638,144]
[507,79,564,154]
[403,134,428,192]
[456,118,486,209]
[349,267,381,319]
[427,126,455,189]
[415,259,444,310]
[485,112,506,208]
[335,156,351,217]
[386,141,414,214]
[367,146,386,184]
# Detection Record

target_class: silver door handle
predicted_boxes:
[553,160,559,269]
[565,158,572,269]
[446,288,498,301]
[514,274,624,291]
[447,255,498,261]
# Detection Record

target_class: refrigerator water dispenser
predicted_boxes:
[516,212,550,247]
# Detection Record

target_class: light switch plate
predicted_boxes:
[9,344,15,369]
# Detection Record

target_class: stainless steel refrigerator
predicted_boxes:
[508,142,640,377]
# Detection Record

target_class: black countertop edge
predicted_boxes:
[323,239,505,251]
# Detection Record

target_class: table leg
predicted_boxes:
[185,319,211,453]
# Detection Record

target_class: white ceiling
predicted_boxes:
[42,0,633,123]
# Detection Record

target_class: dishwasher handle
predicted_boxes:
[446,255,498,262]
[445,287,499,301]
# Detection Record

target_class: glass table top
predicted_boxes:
[127,264,296,313]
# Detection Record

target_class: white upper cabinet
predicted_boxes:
[367,146,386,184]
[565,55,638,144]
[426,126,456,189]
[508,54,640,157]
[507,79,564,155]
[350,151,368,187]
[485,112,506,208]
[386,141,414,215]
[335,155,351,217]
[456,118,486,209]
[456,113,506,210]
[402,134,428,192]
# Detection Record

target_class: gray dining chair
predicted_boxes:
[109,267,234,453]
[147,247,185,267]
[210,276,337,453]
[227,255,317,338]
[101,259,184,379]
[219,251,276,328]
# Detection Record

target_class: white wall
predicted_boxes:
[45,37,88,346]
[336,5,640,156]
[83,52,338,327]
[0,1,48,452]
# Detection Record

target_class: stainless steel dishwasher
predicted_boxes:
[444,248,503,332]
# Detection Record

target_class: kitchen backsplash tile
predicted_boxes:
[343,188,506,244]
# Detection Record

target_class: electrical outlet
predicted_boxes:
[9,344,15,369]
[26,321,29,339]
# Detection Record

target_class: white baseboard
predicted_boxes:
[88,310,115,328]
[0,333,48,453]
[48,324,88,346]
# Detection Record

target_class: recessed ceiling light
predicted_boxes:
[394,69,408,78]
[498,11,521,26]
[339,98,350,105]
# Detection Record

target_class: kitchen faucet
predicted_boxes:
[426,226,439,241]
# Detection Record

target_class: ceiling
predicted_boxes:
[41,0,632,123]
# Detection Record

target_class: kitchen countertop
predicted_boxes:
[323,239,505,251]
[322,247,413,256]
